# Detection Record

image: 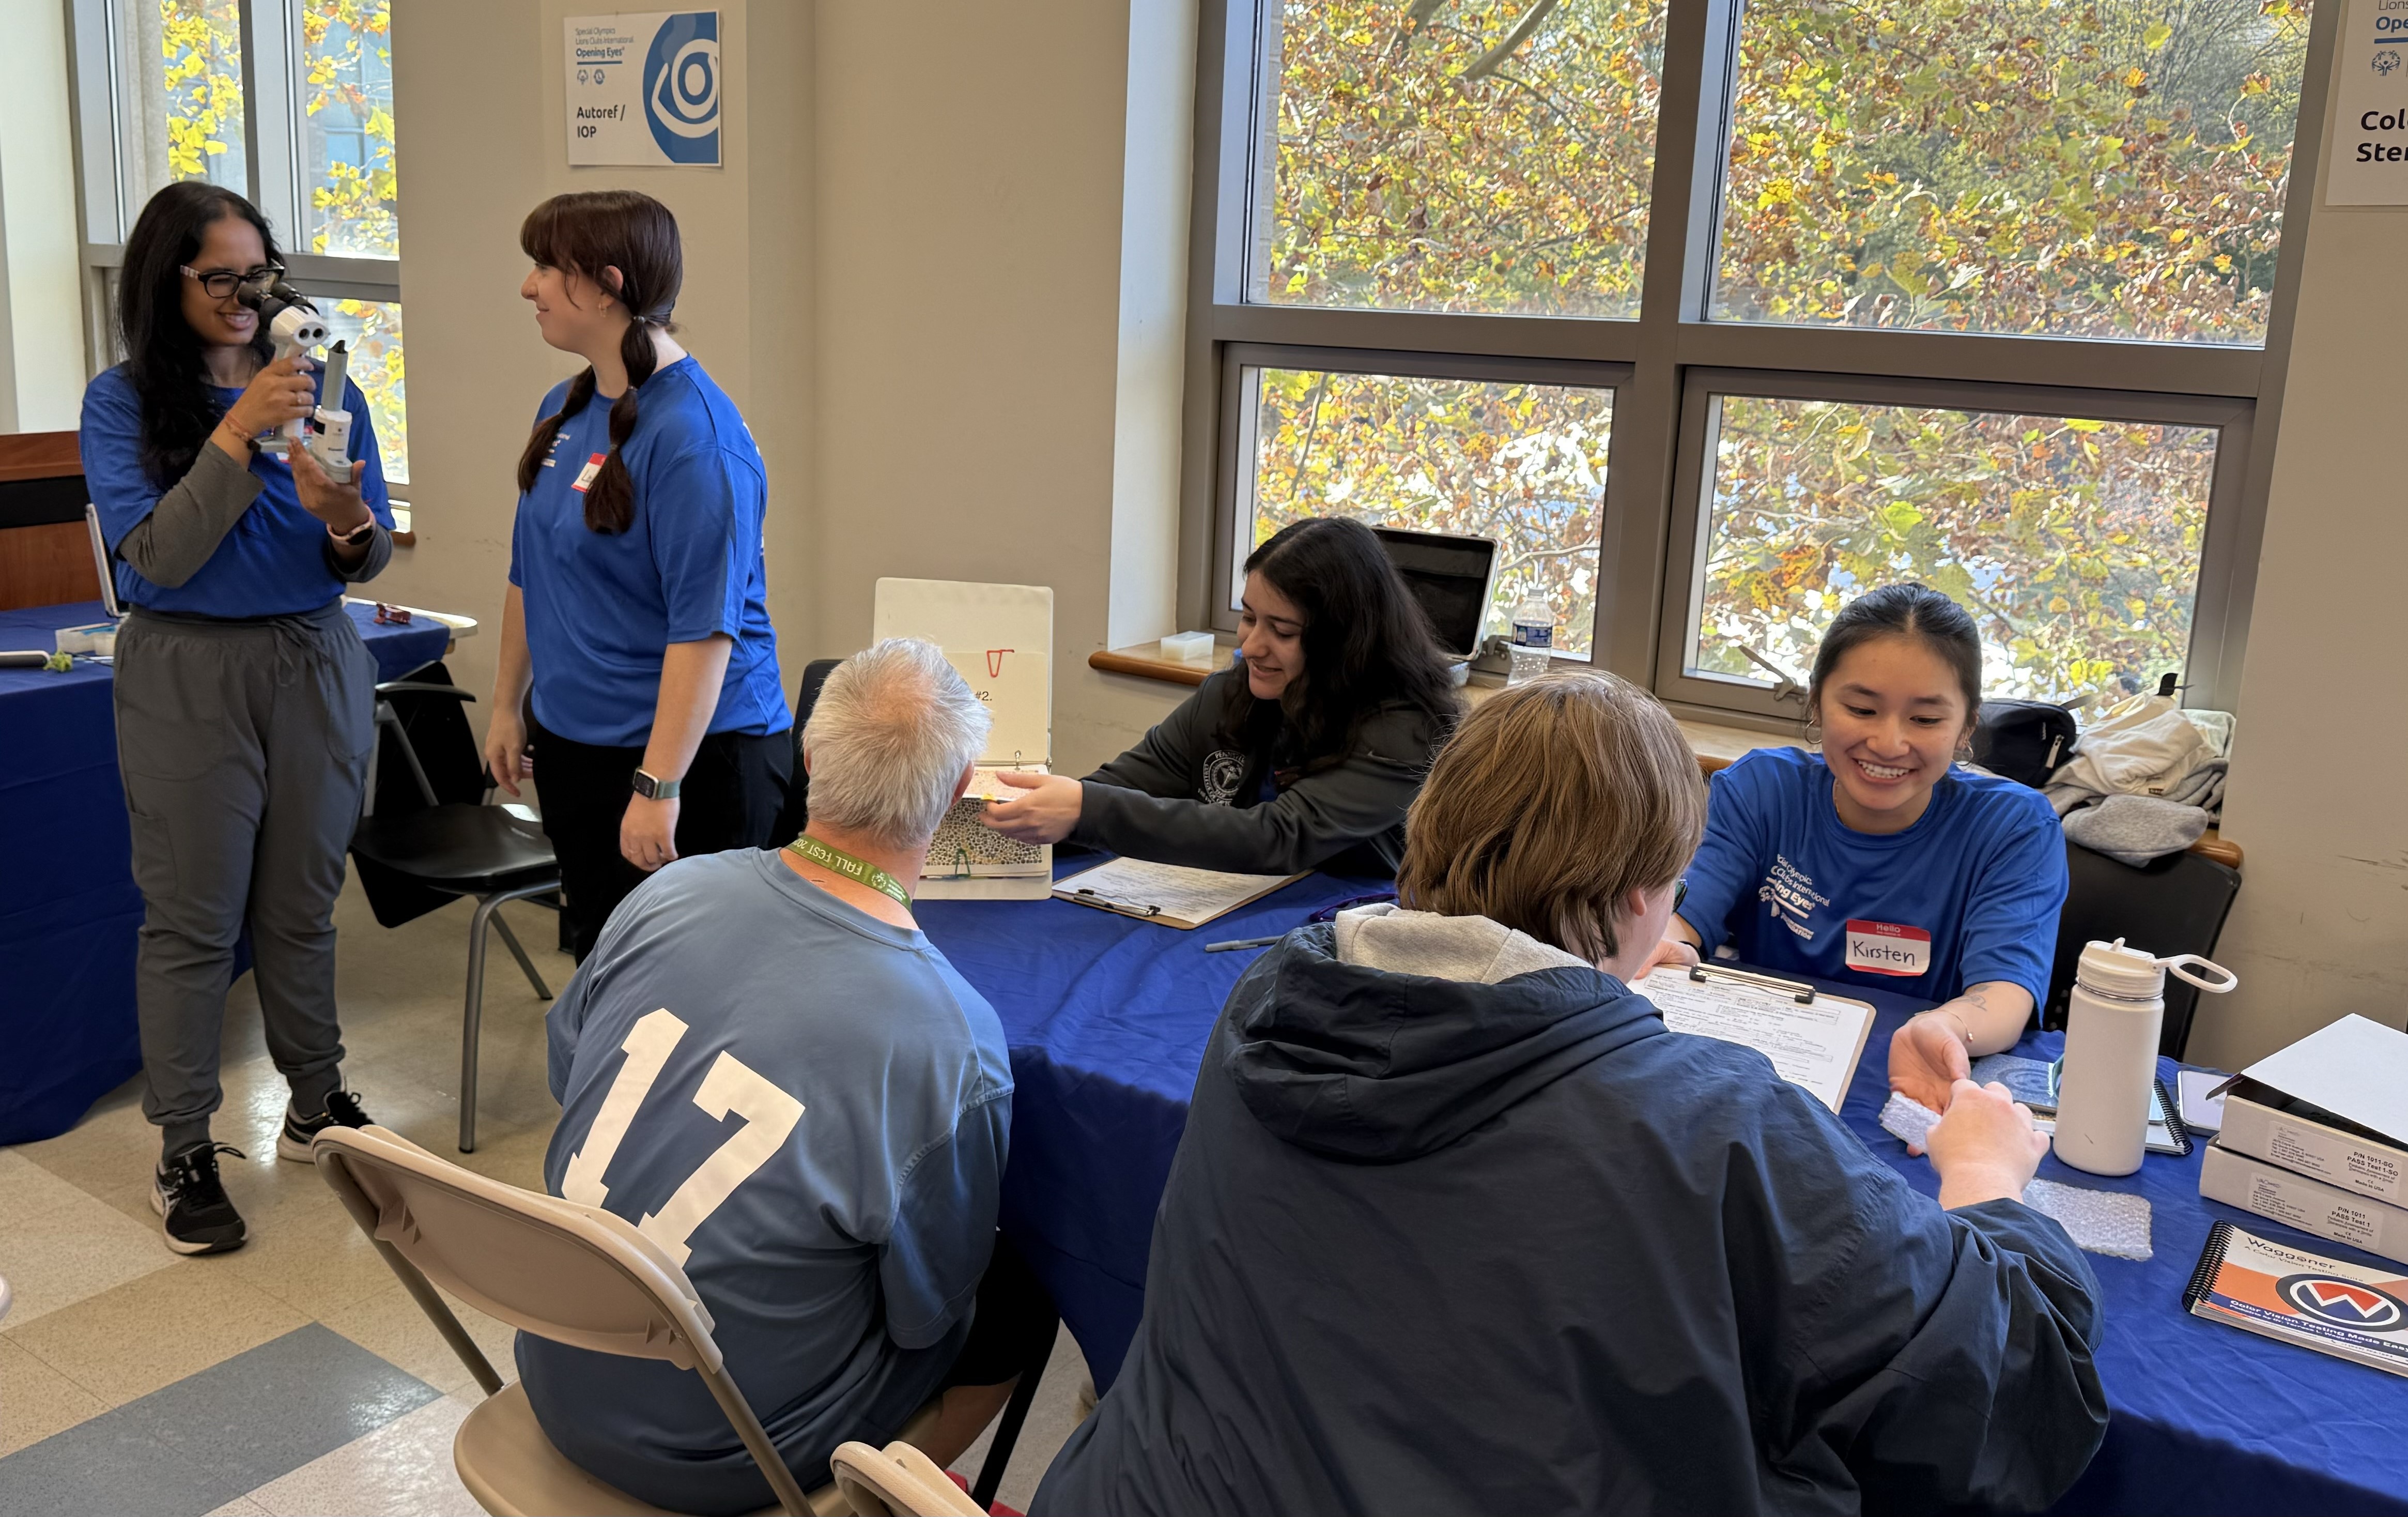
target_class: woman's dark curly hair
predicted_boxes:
[1219,517,1461,769]
[118,182,279,487]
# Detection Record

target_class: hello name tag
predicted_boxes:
[1845,919,1932,977]
[569,452,607,493]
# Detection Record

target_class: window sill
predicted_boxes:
[1087,643,2243,870]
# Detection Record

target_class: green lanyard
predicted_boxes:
[785,834,912,908]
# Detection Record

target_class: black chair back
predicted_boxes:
[769,658,843,847]
[356,665,497,929]
[2044,840,2241,1059]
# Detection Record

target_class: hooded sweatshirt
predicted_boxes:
[1031,906,2107,1517]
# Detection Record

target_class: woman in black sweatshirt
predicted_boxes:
[982,517,1461,875]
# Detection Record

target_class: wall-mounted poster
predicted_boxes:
[565,12,721,167]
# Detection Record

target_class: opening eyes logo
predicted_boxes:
[641,12,720,164]
[2276,1274,2408,1332]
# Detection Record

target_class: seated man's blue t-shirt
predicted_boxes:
[1676,746,2067,1005]
[80,363,393,617]
[517,849,1013,1513]
[508,356,786,747]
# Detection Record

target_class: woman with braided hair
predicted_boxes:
[485,190,789,959]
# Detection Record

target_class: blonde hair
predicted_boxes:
[1397,671,1705,961]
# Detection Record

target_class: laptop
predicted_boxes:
[1370,526,1499,662]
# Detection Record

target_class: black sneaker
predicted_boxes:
[152,1143,247,1255]
[276,1090,373,1161]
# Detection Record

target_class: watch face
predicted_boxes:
[631,771,656,799]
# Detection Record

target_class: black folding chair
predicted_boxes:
[768,657,842,847]
[2043,839,2242,1059]
[349,674,561,1152]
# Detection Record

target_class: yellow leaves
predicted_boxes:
[2063,418,2105,433]
[2142,21,2172,50]
[1758,178,1799,207]
[2122,66,2147,89]
[2240,72,2271,97]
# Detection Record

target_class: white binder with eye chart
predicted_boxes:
[872,578,1055,900]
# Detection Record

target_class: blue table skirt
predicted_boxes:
[918,876,2408,1516]
[1,600,450,1145]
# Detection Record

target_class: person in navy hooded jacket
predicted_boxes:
[1033,671,2106,1517]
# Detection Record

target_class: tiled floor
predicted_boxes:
[0,877,1090,1515]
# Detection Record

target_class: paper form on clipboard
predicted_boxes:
[1635,963,1877,1113]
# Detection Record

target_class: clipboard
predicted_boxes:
[1635,962,1877,1113]
[1052,857,1307,930]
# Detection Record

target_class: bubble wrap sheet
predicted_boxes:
[1879,1093,2153,1259]
[2019,1179,2153,1261]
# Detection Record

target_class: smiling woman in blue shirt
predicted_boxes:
[482,191,789,960]
[1642,584,2069,1111]
[81,182,397,1258]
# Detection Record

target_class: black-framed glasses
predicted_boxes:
[179,264,285,300]
[1674,879,1687,913]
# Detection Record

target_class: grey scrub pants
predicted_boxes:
[113,600,378,1155]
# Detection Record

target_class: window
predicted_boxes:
[1194,0,2324,717]
[72,0,407,485]
[1252,0,1668,318]
[1230,350,1618,654]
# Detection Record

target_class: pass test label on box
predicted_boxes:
[565,11,721,168]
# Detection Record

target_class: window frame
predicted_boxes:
[64,0,405,485]
[1212,342,1634,634]
[1656,367,2255,721]
[1185,0,2342,722]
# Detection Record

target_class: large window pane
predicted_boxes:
[1712,0,2312,345]
[1252,0,1666,318]
[137,0,248,197]
[1242,366,1611,655]
[298,0,399,257]
[317,300,407,485]
[1688,395,2217,700]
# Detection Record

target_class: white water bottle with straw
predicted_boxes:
[2052,938,2237,1176]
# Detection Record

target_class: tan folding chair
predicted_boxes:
[313,1124,940,1517]
[829,1441,986,1517]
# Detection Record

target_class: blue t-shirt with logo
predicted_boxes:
[517,848,1012,1504]
[1675,746,2067,1005]
[508,355,786,747]
[81,363,393,617]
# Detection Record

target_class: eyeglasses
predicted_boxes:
[1674,879,1688,913]
[179,264,285,300]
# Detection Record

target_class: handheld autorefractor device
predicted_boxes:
[239,278,356,478]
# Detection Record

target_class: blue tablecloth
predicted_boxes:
[0,599,450,1145]
[918,876,2408,1516]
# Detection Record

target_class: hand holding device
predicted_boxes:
[237,279,329,455]
[217,355,318,450]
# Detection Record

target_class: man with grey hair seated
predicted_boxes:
[517,638,1056,1516]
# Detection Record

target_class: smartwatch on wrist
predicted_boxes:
[631,769,681,802]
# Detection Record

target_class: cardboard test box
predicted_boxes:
[2200,1141,2408,1266]
[2211,1014,2408,1206]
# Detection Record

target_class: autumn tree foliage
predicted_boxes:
[1248,0,2307,696]
[156,0,405,479]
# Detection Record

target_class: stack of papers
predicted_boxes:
[1053,857,1305,930]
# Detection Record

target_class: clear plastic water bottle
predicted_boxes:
[1507,594,1554,685]
[2054,938,2236,1176]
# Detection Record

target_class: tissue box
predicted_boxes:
[55,623,117,657]
[1160,631,1216,663]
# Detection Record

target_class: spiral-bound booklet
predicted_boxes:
[2184,1221,2408,1378]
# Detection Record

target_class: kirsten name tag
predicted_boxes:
[570,452,607,493]
[1846,919,1931,977]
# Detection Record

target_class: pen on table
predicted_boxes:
[1205,935,1282,953]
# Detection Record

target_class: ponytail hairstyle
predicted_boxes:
[513,191,684,533]
[119,182,280,488]
[1806,583,1985,740]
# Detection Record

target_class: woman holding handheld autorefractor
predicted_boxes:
[980,516,1458,875]
[80,182,396,1256]
[483,191,788,961]
[1642,583,2069,1112]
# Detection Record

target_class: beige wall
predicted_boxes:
[0,0,84,433]
[2187,40,2408,1066]
[388,1,1186,774]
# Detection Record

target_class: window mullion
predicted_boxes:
[1597,0,1734,682]
[245,0,302,246]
